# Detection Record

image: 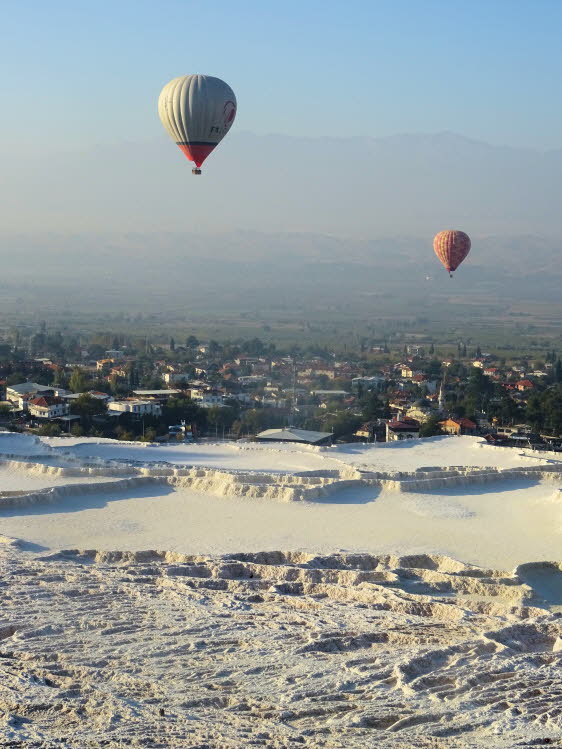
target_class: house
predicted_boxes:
[406,345,425,356]
[388,399,409,420]
[190,389,224,407]
[439,418,477,436]
[163,372,191,385]
[406,399,434,423]
[6,382,54,407]
[255,428,333,446]
[261,395,288,409]
[231,392,253,405]
[132,389,182,403]
[354,420,385,442]
[88,391,113,403]
[238,375,267,386]
[299,367,336,380]
[385,418,420,441]
[352,376,386,391]
[516,379,534,391]
[310,390,348,399]
[96,358,114,371]
[28,396,70,420]
[108,400,162,416]
[474,412,491,430]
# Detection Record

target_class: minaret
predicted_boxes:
[438,376,446,412]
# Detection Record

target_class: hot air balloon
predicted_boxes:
[158,74,237,175]
[433,230,471,277]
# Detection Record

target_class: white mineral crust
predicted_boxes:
[1,433,562,747]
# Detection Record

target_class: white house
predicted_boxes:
[163,372,191,385]
[190,389,224,407]
[7,382,54,406]
[261,396,288,409]
[352,376,386,390]
[385,419,420,442]
[108,400,161,416]
[28,396,70,420]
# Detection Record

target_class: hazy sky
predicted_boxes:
[4,1,562,239]
[4,0,562,150]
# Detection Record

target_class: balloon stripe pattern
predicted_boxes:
[433,230,471,274]
[158,74,237,169]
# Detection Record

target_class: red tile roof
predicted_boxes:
[388,418,420,431]
[29,397,48,407]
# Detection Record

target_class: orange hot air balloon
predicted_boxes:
[433,230,471,277]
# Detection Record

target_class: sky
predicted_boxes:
[3,0,562,239]
[4,0,562,150]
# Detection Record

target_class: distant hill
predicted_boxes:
[0,230,561,314]
[2,130,562,317]
[2,131,562,237]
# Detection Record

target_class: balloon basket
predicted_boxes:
[192,168,202,175]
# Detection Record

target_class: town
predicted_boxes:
[1,325,561,448]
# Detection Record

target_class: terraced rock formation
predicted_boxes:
[2,539,562,747]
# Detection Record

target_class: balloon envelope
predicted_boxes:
[433,230,471,274]
[158,74,237,169]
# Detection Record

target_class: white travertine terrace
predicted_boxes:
[2,433,562,746]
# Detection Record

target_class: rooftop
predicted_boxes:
[255,428,333,445]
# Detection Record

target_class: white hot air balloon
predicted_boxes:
[158,74,237,174]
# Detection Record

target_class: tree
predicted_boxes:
[419,415,444,438]
[361,392,382,420]
[127,365,139,389]
[426,359,442,378]
[169,337,176,352]
[186,335,199,349]
[71,394,107,421]
[206,406,238,435]
[209,340,222,357]
[525,393,544,431]
[115,426,135,441]
[69,367,89,394]
[543,385,562,435]
[323,412,362,439]
[53,367,69,389]
[488,392,522,426]
[37,423,61,437]
[140,427,157,442]
[163,397,207,433]
[240,408,284,435]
